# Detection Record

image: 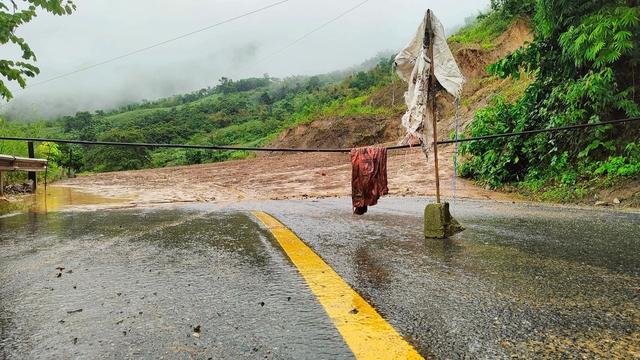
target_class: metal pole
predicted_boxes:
[28,141,37,191]
[68,148,72,178]
[426,11,441,203]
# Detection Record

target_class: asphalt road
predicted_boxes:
[1,197,639,359]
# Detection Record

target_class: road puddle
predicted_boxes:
[27,186,129,212]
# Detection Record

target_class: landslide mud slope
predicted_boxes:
[54,22,532,208]
[54,148,513,210]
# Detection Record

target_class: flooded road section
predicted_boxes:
[1,198,639,359]
[26,186,131,213]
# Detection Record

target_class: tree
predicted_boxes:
[490,0,536,19]
[305,76,321,92]
[64,111,92,132]
[217,77,237,94]
[1,0,76,101]
[349,71,376,91]
[259,91,272,105]
[85,129,151,172]
[35,140,61,164]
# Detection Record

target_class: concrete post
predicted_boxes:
[424,202,465,239]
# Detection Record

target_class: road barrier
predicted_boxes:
[0,154,47,196]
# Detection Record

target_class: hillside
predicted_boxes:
[3,0,640,210]
[264,6,640,209]
[44,20,534,210]
[266,20,533,152]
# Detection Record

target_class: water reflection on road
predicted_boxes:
[0,207,353,359]
[26,186,129,213]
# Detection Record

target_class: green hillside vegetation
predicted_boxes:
[459,0,640,203]
[449,10,520,50]
[0,55,399,181]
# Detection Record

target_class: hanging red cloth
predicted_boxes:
[350,147,388,215]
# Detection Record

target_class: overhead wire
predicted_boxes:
[3,3,638,158]
[230,0,370,78]
[436,116,640,145]
[9,0,289,93]
[10,0,371,92]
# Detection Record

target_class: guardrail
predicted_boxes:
[0,154,48,197]
[0,155,48,172]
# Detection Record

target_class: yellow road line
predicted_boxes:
[251,211,423,360]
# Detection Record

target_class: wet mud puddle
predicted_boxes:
[27,186,130,212]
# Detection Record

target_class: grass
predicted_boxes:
[448,11,516,50]
[491,71,534,103]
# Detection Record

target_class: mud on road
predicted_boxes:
[53,145,513,209]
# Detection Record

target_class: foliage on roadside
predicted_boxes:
[0,116,62,184]
[448,11,513,50]
[448,0,534,50]
[460,0,640,202]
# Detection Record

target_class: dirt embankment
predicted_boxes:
[264,114,405,151]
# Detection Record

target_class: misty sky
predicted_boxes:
[2,0,489,119]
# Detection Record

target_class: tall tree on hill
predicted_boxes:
[0,0,76,101]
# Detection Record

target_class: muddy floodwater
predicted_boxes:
[25,186,131,213]
[1,197,639,359]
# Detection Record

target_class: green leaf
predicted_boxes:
[0,0,75,100]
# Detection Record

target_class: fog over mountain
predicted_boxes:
[1,0,489,120]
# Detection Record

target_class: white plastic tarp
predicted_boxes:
[395,10,465,153]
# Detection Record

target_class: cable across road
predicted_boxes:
[1,117,639,153]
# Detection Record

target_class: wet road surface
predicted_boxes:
[1,197,639,359]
